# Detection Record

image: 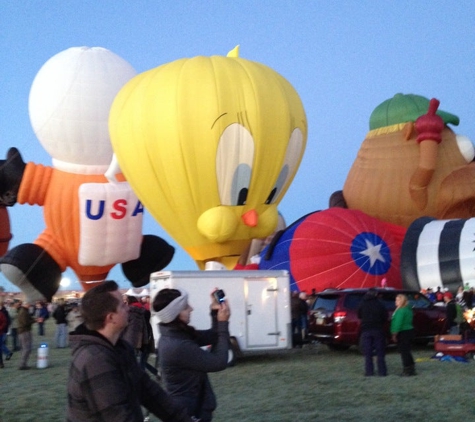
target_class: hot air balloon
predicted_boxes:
[401,216,475,293]
[259,208,404,292]
[0,206,12,256]
[339,94,475,228]
[0,47,174,302]
[109,46,307,270]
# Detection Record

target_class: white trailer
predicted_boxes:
[149,270,292,363]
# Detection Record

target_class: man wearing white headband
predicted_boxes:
[153,288,231,422]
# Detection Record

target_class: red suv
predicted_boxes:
[308,288,446,350]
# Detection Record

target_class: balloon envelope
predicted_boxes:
[110,50,307,269]
[401,216,475,292]
[29,46,137,166]
[259,208,404,292]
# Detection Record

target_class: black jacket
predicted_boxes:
[158,313,229,420]
[67,324,190,422]
[357,294,388,331]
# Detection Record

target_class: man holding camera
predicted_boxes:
[153,288,230,422]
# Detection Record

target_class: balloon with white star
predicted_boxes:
[259,207,405,292]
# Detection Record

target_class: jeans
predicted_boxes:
[397,329,415,368]
[55,323,68,348]
[18,331,32,367]
[291,318,303,347]
[38,322,45,336]
[0,333,12,358]
[9,328,19,351]
[361,329,387,376]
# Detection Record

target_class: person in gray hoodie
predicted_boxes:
[153,288,230,422]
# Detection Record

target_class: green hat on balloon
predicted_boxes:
[369,93,459,130]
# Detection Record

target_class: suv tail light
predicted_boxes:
[333,311,347,323]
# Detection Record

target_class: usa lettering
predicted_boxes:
[85,199,144,220]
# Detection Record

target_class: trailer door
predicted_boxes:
[245,278,278,347]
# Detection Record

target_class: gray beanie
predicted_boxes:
[155,288,189,323]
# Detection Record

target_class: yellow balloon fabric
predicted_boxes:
[109,52,307,268]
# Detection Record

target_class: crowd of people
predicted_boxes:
[0,297,88,370]
[2,280,474,420]
[357,284,475,379]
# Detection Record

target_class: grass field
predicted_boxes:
[1,319,474,421]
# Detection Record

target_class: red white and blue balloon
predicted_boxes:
[259,208,404,292]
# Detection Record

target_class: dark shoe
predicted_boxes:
[0,363,4,368]
[6,353,12,361]
[18,366,31,370]
[400,366,415,376]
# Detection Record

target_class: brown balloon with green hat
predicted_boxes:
[337,93,475,229]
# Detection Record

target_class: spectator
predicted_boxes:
[34,301,49,336]
[17,300,35,370]
[425,287,436,303]
[0,303,9,368]
[67,280,190,421]
[121,295,154,370]
[141,295,151,311]
[299,292,309,341]
[7,300,20,351]
[435,287,444,304]
[153,288,230,422]
[291,291,307,348]
[0,301,13,364]
[391,294,416,376]
[463,287,474,309]
[357,288,388,377]
[53,298,68,348]
[444,292,457,334]
[308,288,318,308]
[455,286,466,308]
[66,303,83,332]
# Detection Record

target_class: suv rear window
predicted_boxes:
[312,295,339,311]
[342,293,364,310]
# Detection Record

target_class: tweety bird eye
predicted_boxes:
[216,123,254,206]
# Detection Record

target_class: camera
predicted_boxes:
[213,289,226,303]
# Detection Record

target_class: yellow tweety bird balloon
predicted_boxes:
[109,47,307,269]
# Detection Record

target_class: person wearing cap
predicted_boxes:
[67,280,191,422]
[153,288,231,422]
[443,292,459,334]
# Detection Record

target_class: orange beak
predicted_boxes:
[242,209,258,227]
